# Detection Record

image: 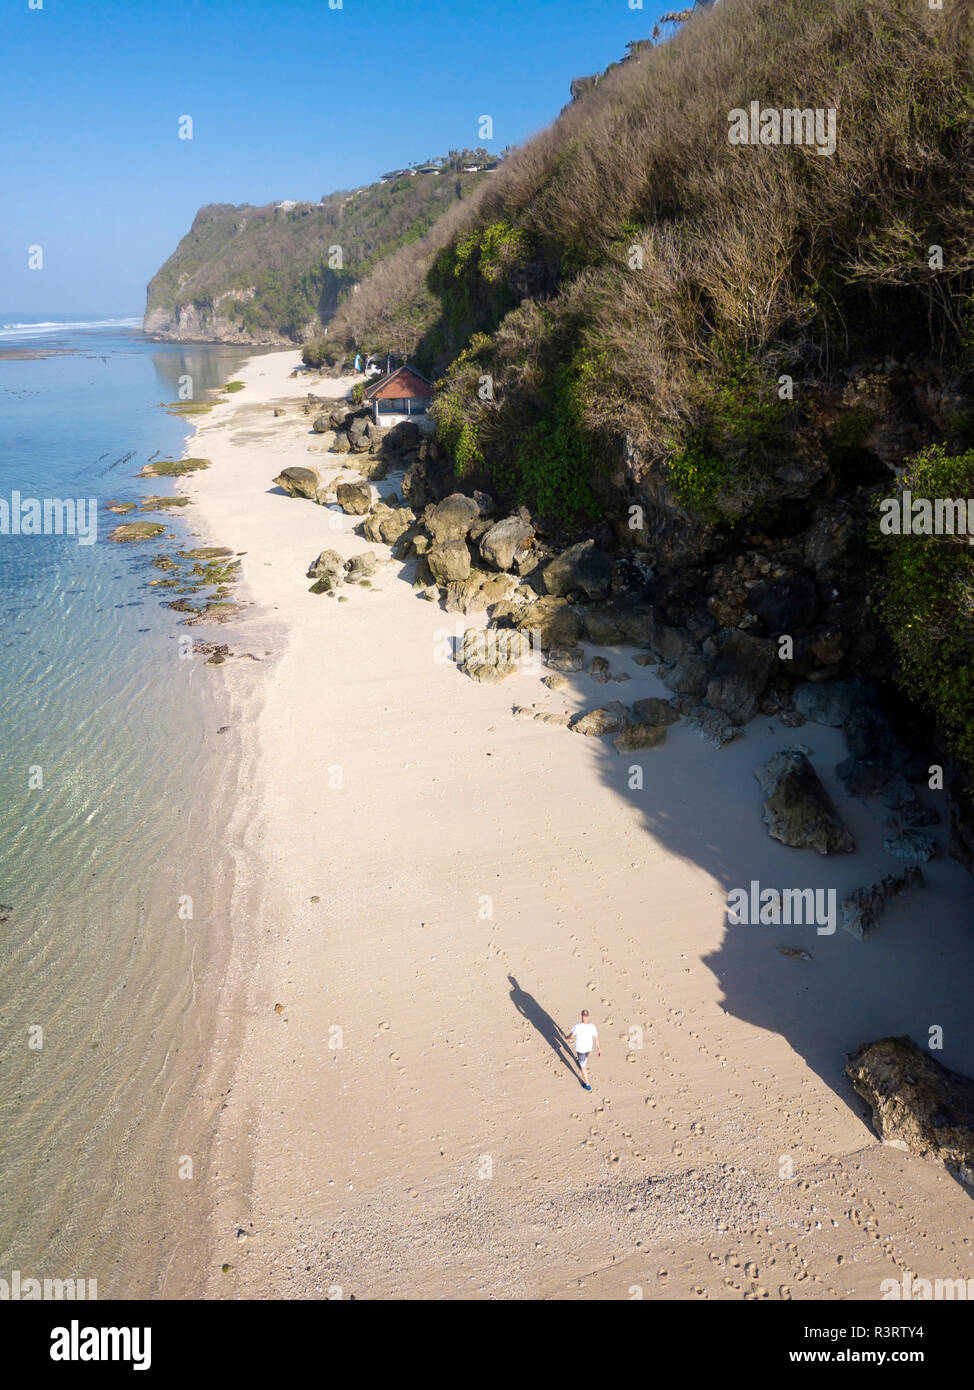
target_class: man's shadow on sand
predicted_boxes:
[508,975,580,1080]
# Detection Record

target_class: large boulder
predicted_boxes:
[793,680,874,727]
[312,413,334,434]
[883,829,938,862]
[384,420,422,454]
[755,749,855,855]
[362,503,415,547]
[655,625,696,665]
[542,540,612,601]
[358,455,390,481]
[614,722,668,752]
[746,573,818,634]
[846,1036,974,1185]
[443,571,519,616]
[571,703,630,737]
[580,601,659,649]
[428,539,471,583]
[661,652,712,698]
[479,516,534,572]
[274,466,319,500]
[684,705,741,749]
[459,627,532,684]
[706,631,776,725]
[427,492,480,543]
[306,548,344,582]
[345,552,379,580]
[836,704,917,796]
[632,697,680,727]
[336,480,372,515]
[516,596,582,650]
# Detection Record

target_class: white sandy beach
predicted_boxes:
[169,349,974,1300]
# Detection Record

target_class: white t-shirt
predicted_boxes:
[570,1022,597,1052]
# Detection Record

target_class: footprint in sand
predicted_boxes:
[389,1052,400,1062]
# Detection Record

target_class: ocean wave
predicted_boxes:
[0,317,142,339]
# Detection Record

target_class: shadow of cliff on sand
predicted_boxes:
[539,641,974,1192]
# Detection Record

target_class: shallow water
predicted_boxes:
[0,322,251,1295]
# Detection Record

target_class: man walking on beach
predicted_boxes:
[565,1009,600,1091]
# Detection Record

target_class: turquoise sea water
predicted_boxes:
[0,319,250,1295]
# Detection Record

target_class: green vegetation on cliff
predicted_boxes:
[144,166,492,343]
[878,445,974,770]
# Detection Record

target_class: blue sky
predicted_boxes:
[0,0,676,319]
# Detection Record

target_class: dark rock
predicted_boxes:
[655,626,696,665]
[803,505,859,582]
[884,829,938,862]
[547,648,585,673]
[478,516,534,571]
[345,552,378,579]
[459,627,532,684]
[755,749,855,854]
[631,697,680,727]
[747,573,818,634]
[427,493,480,543]
[837,704,912,796]
[542,540,612,601]
[571,703,630,737]
[614,722,667,752]
[428,539,471,583]
[363,503,415,547]
[846,1036,974,1185]
[335,480,372,515]
[384,420,422,454]
[306,548,344,582]
[842,865,923,940]
[516,597,582,650]
[706,631,777,725]
[579,600,659,648]
[684,705,741,749]
[661,652,712,698]
[793,680,874,728]
[274,466,320,500]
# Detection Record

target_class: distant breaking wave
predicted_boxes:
[0,317,142,339]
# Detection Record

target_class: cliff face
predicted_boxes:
[143,297,298,346]
[144,170,487,345]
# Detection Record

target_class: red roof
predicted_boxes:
[364,365,433,401]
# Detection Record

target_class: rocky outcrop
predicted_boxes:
[427,493,481,544]
[571,703,630,737]
[883,830,938,862]
[842,866,923,940]
[755,749,855,855]
[363,502,415,546]
[542,540,612,600]
[428,539,471,583]
[793,680,874,727]
[846,1036,974,1185]
[515,597,582,650]
[336,481,372,515]
[479,516,534,572]
[706,631,776,725]
[459,627,533,684]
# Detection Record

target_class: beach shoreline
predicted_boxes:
[177,349,974,1300]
